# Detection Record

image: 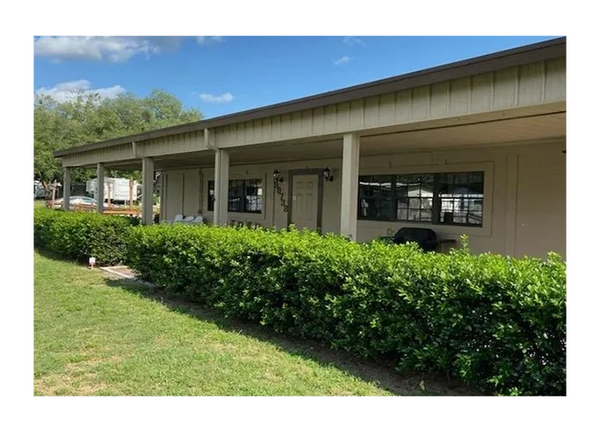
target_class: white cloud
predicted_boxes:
[333,55,351,66]
[196,33,225,45]
[343,36,366,47]
[34,80,126,103]
[199,92,234,103]
[211,33,225,42]
[31,33,224,62]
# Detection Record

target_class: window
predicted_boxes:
[208,179,263,214]
[438,172,484,226]
[358,172,484,227]
[358,175,394,221]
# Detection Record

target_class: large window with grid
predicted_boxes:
[208,179,263,214]
[358,172,484,227]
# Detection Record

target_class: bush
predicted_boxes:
[126,224,566,396]
[34,208,138,266]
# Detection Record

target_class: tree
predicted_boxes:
[33,89,202,195]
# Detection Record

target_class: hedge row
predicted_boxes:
[126,224,566,396]
[34,208,138,266]
[33,210,566,395]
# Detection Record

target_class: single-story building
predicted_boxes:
[54,37,566,259]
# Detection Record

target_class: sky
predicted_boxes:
[33,36,560,119]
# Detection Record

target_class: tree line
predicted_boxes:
[34,89,203,195]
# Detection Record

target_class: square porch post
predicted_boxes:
[213,149,230,225]
[340,133,360,240]
[142,157,155,225]
[96,163,105,214]
[62,167,71,211]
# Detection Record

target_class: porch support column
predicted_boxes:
[96,163,105,214]
[340,133,360,240]
[213,149,230,226]
[142,157,155,225]
[62,167,72,211]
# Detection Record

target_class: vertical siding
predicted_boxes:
[271,115,282,140]
[450,78,470,115]
[470,73,494,112]
[312,107,325,134]
[323,105,338,133]
[378,93,395,125]
[337,102,351,130]
[394,89,412,123]
[349,100,364,128]
[64,58,565,165]
[301,111,312,135]
[492,67,519,110]
[364,96,379,127]
[430,82,450,118]
[411,86,431,120]
[518,63,544,106]
[544,58,567,102]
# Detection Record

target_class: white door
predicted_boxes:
[291,174,319,231]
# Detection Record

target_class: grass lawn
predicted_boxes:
[35,251,393,395]
[34,250,474,396]
[34,200,47,209]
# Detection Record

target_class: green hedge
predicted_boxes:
[126,224,566,396]
[34,208,138,266]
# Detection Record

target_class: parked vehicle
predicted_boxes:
[47,196,118,209]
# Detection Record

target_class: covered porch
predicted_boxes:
[62,104,565,258]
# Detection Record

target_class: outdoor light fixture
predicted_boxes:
[273,169,284,183]
[322,167,334,182]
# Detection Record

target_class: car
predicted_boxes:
[46,196,119,209]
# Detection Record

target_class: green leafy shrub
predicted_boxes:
[127,224,566,396]
[34,208,138,265]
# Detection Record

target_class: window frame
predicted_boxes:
[207,178,264,214]
[358,170,485,228]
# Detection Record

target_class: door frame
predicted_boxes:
[287,169,325,231]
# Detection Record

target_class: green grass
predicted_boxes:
[34,200,47,209]
[34,250,476,396]
[35,251,400,396]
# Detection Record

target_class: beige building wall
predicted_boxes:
[160,140,566,259]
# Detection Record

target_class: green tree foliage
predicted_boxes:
[34,89,202,194]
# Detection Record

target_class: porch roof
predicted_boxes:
[54,37,566,159]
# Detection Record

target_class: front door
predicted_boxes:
[291,174,319,230]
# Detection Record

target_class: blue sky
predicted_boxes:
[34,36,559,119]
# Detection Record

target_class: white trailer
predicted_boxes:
[31,180,46,200]
[87,178,139,204]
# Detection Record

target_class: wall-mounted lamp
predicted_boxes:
[273,169,284,183]
[322,167,334,182]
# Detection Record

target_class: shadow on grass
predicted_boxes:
[35,247,79,262]
[103,275,482,396]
